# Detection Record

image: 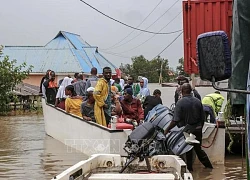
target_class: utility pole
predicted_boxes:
[159,59,163,85]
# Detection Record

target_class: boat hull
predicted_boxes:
[201,122,225,164]
[42,99,132,156]
[42,99,225,164]
[53,154,193,180]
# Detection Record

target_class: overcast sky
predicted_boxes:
[0,0,183,69]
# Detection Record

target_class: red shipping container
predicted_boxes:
[183,0,232,74]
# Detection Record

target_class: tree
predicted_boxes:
[131,55,150,79]
[176,57,189,77]
[148,56,170,83]
[119,63,133,78]
[0,49,33,115]
[168,67,176,82]
[119,55,170,83]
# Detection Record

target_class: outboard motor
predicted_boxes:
[148,105,193,156]
[120,104,193,173]
[120,122,159,173]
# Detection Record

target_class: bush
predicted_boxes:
[0,52,33,115]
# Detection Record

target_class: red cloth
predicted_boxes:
[108,123,134,130]
[117,116,124,123]
[120,98,144,123]
[115,68,122,78]
[57,100,65,110]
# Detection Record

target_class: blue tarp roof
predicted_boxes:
[1,31,117,74]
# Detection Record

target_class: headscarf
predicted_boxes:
[119,79,125,89]
[110,79,115,86]
[56,77,73,99]
[87,87,95,92]
[139,77,150,97]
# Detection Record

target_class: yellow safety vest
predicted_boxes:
[202,93,224,116]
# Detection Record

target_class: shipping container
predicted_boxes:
[183,0,232,74]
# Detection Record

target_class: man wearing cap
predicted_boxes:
[120,88,144,127]
[202,91,224,123]
[174,75,201,104]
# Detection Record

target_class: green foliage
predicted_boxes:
[120,55,170,83]
[223,99,234,153]
[223,99,232,127]
[176,57,189,77]
[0,54,33,115]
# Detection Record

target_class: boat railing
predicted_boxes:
[43,98,127,133]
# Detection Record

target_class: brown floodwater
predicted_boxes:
[0,115,247,180]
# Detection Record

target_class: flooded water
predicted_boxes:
[0,84,247,179]
[0,115,88,180]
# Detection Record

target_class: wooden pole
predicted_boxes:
[159,60,163,85]
[191,73,195,89]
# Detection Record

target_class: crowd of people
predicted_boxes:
[40,67,162,128]
[41,68,225,172]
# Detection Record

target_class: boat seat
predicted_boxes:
[88,173,175,180]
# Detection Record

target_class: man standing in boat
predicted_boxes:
[93,67,112,127]
[73,74,86,97]
[85,67,99,93]
[165,83,213,172]
[42,71,58,105]
[174,75,201,104]
[39,69,51,95]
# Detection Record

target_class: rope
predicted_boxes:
[201,121,219,148]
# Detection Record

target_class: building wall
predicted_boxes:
[23,75,44,87]
[23,75,59,87]
[23,73,103,87]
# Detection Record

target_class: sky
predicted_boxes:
[0,0,183,69]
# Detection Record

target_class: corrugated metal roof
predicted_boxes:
[14,83,40,96]
[1,31,117,74]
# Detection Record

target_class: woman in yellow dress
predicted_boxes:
[65,85,83,117]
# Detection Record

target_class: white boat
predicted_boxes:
[42,99,132,156]
[52,154,193,180]
[42,99,225,164]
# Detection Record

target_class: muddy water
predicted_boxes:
[0,85,247,179]
[0,117,247,179]
[0,115,88,180]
